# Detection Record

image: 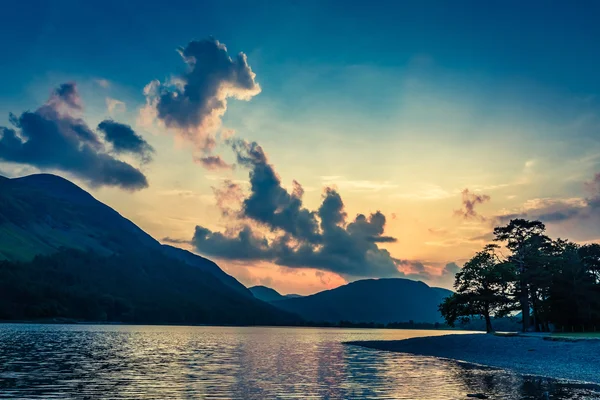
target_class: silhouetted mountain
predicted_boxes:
[271,278,452,323]
[0,174,298,325]
[0,174,242,290]
[249,285,303,302]
[161,244,250,296]
[284,293,303,299]
[0,174,157,261]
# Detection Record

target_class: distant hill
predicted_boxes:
[271,278,452,323]
[0,174,298,325]
[249,285,303,302]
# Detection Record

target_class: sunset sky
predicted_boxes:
[2,0,600,294]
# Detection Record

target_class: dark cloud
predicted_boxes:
[142,37,260,152]
[194,155,233,170]
[231,139,321,243]
[0,83,148,190]
[454,188,490,220]
[189,140,401,279]
[50,82,83,110]
[347,211,398,243]
[437,262,460,288]
[162,237,191,245]
[494,212,527,225]
[397,259,461,288]
[192,225,272,261]
[493,179,600,225]
[97,120,154,162]
[443,262,460,276]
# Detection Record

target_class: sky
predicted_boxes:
[1,0,600,295]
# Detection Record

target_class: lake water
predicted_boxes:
[0,324,598,399]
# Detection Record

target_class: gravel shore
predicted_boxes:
[346,334,600,384]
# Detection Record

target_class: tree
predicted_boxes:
[440,245,517,333]
[494,219,548,332]
[547,242,600,330]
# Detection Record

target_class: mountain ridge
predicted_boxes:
[0,173,242,290]
[271,278,452,323]
[0,173,296,325]
[249,285,303,302]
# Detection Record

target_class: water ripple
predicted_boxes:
[0,324,597,399]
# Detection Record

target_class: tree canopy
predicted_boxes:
[441,219,600,333]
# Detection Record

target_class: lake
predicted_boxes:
[0,324,598,399]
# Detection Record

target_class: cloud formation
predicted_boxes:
[190,140,403,279]
[50,82,83,110]
[106,97,126,114]
[194,155,233,170]
[0,83,149,190]
[495,174,600,225]
[97,120,154,162]
[141,37,261,153]
[454,188,490,220]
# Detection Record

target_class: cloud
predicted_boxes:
[190,140,402,279]
[212,179,244,217]
[437,262,460,288]
[94,79,110,88]
[392,184,458,200]
[162,237,191,245]
[192,225,272,261]
[396,259,461,288]
[194,155,233,170]
[231,139,321,243]
[493,175,600,225]
[97,120,154,162]
[106,97,126,114]
[141,37,261,153]
[428,227,448,236]
[320,176,398,192]
[0,82,148,190]
[454,188,490,220]
[315,270,331,285]
[469,231,496,242]
[50,82,83,110]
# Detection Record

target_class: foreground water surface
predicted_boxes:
[0,324,597,399]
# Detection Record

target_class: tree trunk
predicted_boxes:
[531,289,540,332]
[520,280,530,332]
[519,262,531,332]
[484,305,494,334]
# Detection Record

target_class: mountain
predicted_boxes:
[0,173,298,325]
[249,285,303,302]
[161,244,250,296]
[271,278,453,323]
[0,173,157,261]
[0,174,243,291]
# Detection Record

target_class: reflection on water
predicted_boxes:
[0,324,598,399]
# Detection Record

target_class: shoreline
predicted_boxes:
[346,333,600,385]
[0,320,473,331]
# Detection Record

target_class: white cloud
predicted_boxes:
[320,176,398,192]
[106,97,126,114]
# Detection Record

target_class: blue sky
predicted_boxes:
[1,0,600,293]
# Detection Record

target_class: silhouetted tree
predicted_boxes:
[494,219,548,332]
[440,245,517,333]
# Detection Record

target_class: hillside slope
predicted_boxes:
[272,278,452,323]
[0,174,297,325]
